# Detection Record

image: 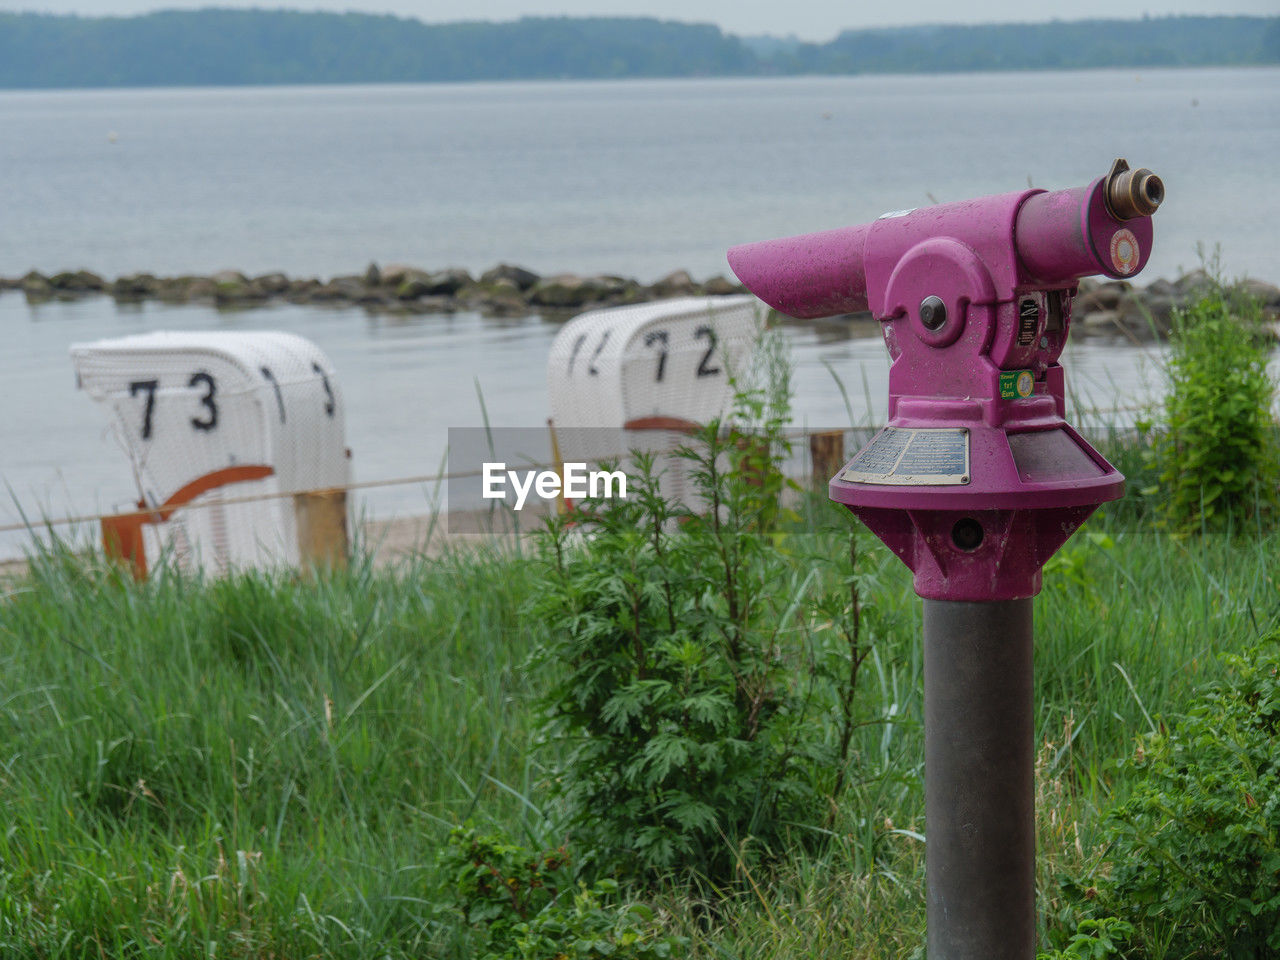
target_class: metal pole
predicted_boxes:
[923,598,1035,959]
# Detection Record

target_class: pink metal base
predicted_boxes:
[846,503,1101,601]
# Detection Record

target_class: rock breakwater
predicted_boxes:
[3,264,1276,341]
[2,264,740,318]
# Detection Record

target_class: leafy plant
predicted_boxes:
[527,332,876,884]
[1038,917,1135,959]
[438,826,685,959]
[441,828,569,944]
[1155,282,1280,534]
[506,884,682,960]
[1092,632,1280,957]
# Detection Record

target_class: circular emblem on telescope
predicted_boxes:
[1109,229,1140,275]
[1016,371,1034,397]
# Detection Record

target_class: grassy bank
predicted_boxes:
[0,543,542,956]
[1,499,1275,956]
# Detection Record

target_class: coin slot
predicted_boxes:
[1045,290,1064,333]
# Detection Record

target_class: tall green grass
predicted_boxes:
[0,541,543,957]
[1,503,1276,957]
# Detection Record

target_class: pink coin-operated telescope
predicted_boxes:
[728,159,1163,960]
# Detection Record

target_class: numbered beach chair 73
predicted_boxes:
[71,330,350,575]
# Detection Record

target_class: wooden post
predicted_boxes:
[102,513,148,580]
[547,418,570,516]
[294,489,349,572]
[809,430,846,487]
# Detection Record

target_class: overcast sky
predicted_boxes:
[0,0,1272,41]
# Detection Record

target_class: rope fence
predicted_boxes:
[0,410,1156,537]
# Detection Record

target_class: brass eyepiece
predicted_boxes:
[1103,157,1164,220]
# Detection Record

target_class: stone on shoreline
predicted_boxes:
[1173,269,1214,295]
[529,274,607,308]
[21,271,53,300]
[253,272,291,296]
[1242,277,1280,311]
[1115,291,1171,334]
[310,276,366,303]
[456,278,527,316]
[110,273,159,300]
[50,270,105,292]
[212,269,269,306]
[424,268,474,296]
[480,263,540,291]
[379,263,420,286]
[1074,278,1130,312]
[703,275,743,296]
[155,276,211,302]
[394,275,432,300]
[286,278,321,302]
[652,269,697,298]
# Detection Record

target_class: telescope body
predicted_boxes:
[728,162,1161,601]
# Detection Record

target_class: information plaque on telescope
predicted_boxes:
[841,427,970,485]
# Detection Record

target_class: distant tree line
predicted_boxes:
[0,10,1275,89]
[802,17,1280,72]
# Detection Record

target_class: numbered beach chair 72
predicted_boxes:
[547,296,758,510]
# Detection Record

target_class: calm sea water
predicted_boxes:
[2,69,1277,282]
[1,69,1276,558]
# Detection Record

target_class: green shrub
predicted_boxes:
[1038,917,1135,959]
[1093,632,1280,957]
[527,342,875,885]
[437,827,685,959]
[1156,283,1279,534]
